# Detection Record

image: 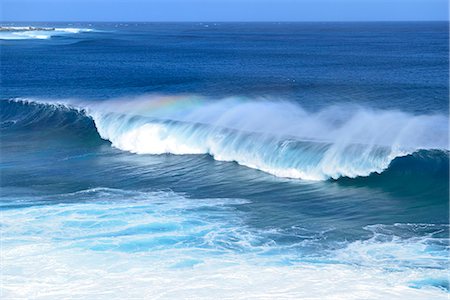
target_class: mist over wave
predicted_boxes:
[5,96,448,181]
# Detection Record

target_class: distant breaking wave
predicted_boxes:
[0,27,94,40]
[2,96,448,181]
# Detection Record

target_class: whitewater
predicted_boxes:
[2,188,448,300]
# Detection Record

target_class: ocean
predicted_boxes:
[0,22,448,299]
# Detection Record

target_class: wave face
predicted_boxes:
[3,96,448,181]
[0,27,93,40]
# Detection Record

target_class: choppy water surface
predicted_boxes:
[1,22,448,299]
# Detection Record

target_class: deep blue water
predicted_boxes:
[1,22,449,299]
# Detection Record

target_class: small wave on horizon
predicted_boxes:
[1,96,448,181]
[0,27,95,40]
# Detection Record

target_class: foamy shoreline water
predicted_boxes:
[2,189,448,299]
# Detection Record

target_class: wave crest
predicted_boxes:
[86,95,447,180]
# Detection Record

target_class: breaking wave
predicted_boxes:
[1,96,448,181]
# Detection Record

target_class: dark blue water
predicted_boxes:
[1,22,448,299]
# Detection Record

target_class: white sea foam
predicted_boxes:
[1,188,447,299]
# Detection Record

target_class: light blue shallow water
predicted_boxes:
[0,22,448,299]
